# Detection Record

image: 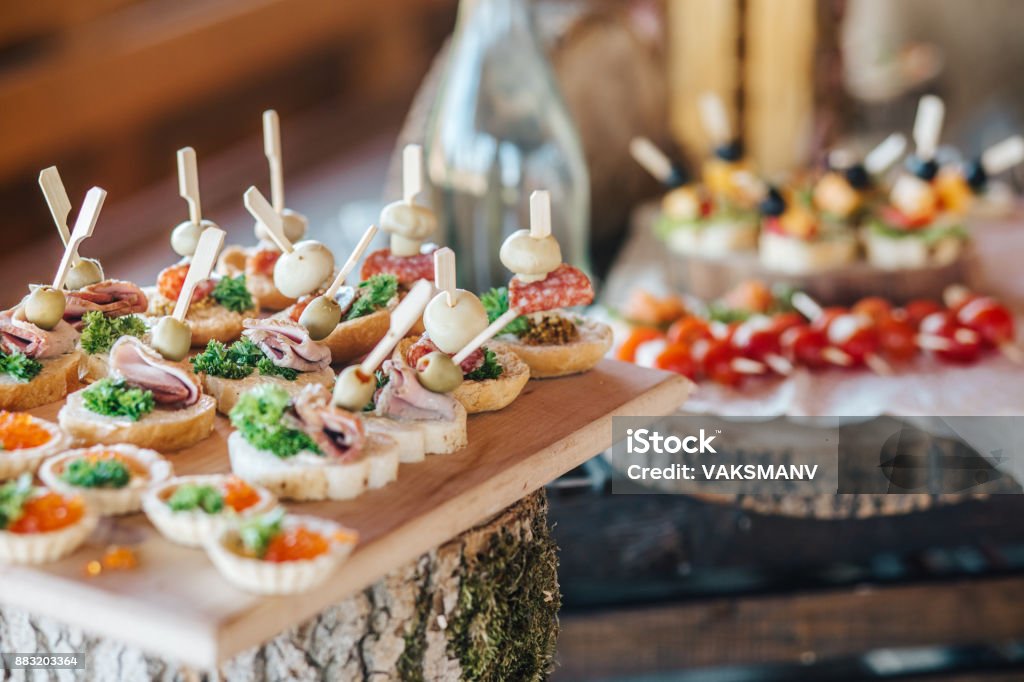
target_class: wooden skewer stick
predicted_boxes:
[172,227,224,321]
[981,135,1024,175]
[323,224,378,300]
[263,110,285,213]
[52,188,105,290]
[699,92,731,145]
[629,137,674,184]
[360,279,434,375]
[38,166,82,266]
[863,133,908,176]
[244,187,293,253]
[530,190,552,239]
[177,147,202,225]
[790,292,824,321]
[453,308,519,366]
[434,247,456,307]
[763,354,794,376]
[913,95,944,161]
[402,144,423,205]
[821,346,854,367]
[731,357,766,375]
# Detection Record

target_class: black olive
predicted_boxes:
[714,139,744,162]
[665,164,689,189]
[759,187,786,216]
[964,158,987,191]
[844,163,871,190]
[905,155,938,181]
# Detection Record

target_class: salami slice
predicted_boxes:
[406,333,485,374]
[508,264,594,314]
[360,246,437,285]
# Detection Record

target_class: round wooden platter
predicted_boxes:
[634,202,979,305]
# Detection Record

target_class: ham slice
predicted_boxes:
[243,319,331,372]
[292,384,366,461]
[374,359,458,422]
[0,306,78,359]
[64,279,148,329]
[405,333,485,374]
[109,336,200,407]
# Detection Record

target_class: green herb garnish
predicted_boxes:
[81,378,155,421]
[61,457,131,489]
[0,474,32,530]
[465,347,504,381]
[167,484,224,514]
[362,370,389,412]
[229,384,320,458]
[191,338,297,381]
[346,274,398,321]
[238,507,285,558]
[0,350,42,383]
[481,287,529,336]
[79,311,147,355]
[211,275,255,314]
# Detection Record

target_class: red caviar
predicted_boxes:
[8,493,84,534]
[157,263,214,302]
[264,527,329,563]
[0,412,52,450]
[222,477,261,513]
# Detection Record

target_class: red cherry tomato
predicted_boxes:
[902,299,943,328]
[655,343,697,380]
[956,296,1014,346]
[780,325,831,370]
[824,313,879,364]
[811,306,848,332]
[876,317,918,363]
[852,297,892,324]
[880,206,932,230]
[693,339,743,387]
[731,316,782,361]
[920,311,982,364]
[667,317,713,346]
[617,328,664,363]
[771,311,805,335]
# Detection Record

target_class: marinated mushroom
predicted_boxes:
[273,241,334,299]
[422,290,489,354]
[171,219,216,258]
[379,201,437,257]
[499,229,562,283]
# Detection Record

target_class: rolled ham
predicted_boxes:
[292,384,366,461]
[0,306,78,359]
[374,359,458,422]
[242,319,331,373]
[64,279,148,329]
[109,336,200,407]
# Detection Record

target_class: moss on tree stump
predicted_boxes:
[0,490,559,681]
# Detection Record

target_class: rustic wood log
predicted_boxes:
[0,490,559,681]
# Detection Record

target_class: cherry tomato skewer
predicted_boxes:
[919,311,983,364]
[730,316,793,375]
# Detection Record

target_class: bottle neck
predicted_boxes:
[455,0,533,34]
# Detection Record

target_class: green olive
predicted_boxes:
[298,295,341,341]
[64,258,105,290]
[333,366,375,411]
[151,316,193,361]
[171,219,215,257]
[24,286,66,330]
[415,352,464,394]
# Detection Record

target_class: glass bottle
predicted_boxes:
[424,0,590,292]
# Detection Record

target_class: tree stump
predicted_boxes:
[0,490,559,682]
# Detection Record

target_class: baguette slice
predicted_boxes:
[0,351,81,411]
[200,367,335,415]
[394,339,529,414]
[275,305,392,364]
[218,245,296,311]
[143,287,253,346]
[228,431,399,501]
[491,315,612,379]
[366,402,468,457]
[58,390,216,452]
[364,417,426,463]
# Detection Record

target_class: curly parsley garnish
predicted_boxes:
[211,275,255,314]
[229,384,320,458]
[346,274,398,321]
[79,311,147,354]
[167,484,224,514]
[81,378,155,421]
[191,338,297,381]
[0,474,33,530]
[238,508,285,558]
[61,458,131,489]
[481,287,529,336]
[0,350,42,383]
[465,347,504,381]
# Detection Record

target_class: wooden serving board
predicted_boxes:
[0,360,691,668]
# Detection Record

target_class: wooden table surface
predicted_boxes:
[0,360,691,668]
